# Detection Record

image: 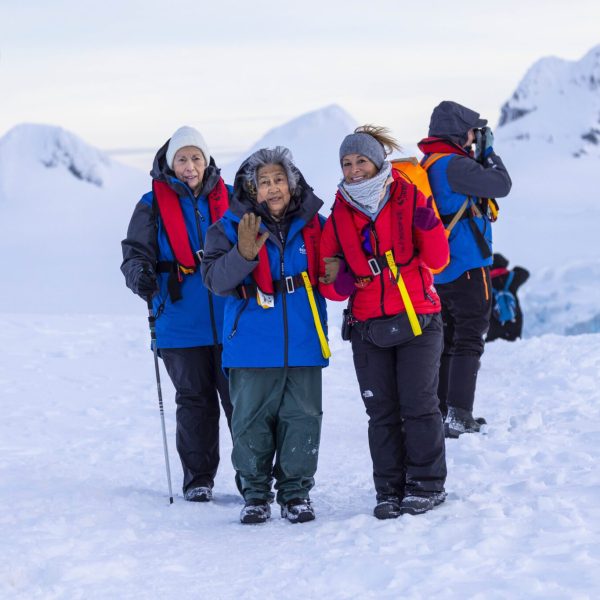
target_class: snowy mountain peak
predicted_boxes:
[497,44,600,156]
[247,103,357,154]
[0,123,109,186]
[222,104,358,204]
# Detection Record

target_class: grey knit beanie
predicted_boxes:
[166,126,211,169]
[339,132,386,169]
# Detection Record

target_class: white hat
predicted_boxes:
[165,126,211,169]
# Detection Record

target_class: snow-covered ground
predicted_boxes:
[3,45,600,599]
[1,311,599,599]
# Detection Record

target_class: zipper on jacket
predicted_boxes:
[194,199,218,344]
[419,267,436,305]
[228,299,249,339]
[369,223,386,316]
[276,222,289,368]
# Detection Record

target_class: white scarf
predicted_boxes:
[339,162,393,215]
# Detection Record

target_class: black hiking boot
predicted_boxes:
[373,496,402,520]
[399,491,447,516]
[445,406,483,438]
[281,498,315,523]
[184,486,212,502]
[240,499,271,524]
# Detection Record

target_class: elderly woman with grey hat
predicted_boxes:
[121,126,233,503]
[201,146,329,525]
[319,125,450,519]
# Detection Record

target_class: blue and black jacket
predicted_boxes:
[121,141,231,348]
[420,143,512,284]
[201,163,328,370]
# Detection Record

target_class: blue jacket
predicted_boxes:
[427,154,494,283]
[201,166,328,369]
[121,140,231,348]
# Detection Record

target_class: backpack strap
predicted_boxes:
[443,198,470,235]
[505,270,515,291]
[421,153,448,171]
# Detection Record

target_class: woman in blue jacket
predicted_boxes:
[121,126,232,503]
[201,147,328,525]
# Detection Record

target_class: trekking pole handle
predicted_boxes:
[147,296,174,504]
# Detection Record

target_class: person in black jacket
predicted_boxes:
[121,126,233,503]
[486,253,530,342]
[419,101,512,437]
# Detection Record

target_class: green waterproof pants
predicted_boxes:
[229,366,323,505]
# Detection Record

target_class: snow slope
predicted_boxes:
[2,46,600,599]
[1,313,599,599]
[221,104,358,207]
[496,44,600,158]
[490,45,600,336]
[0,124,148,314]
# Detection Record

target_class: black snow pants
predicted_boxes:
[351,313,446,500]
[160,345,233,494]
[436,267,493,417]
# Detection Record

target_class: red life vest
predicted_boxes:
[242,214,322,296]
[331,170,418,280]
[152,178,229,271]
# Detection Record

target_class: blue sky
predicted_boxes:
[1,0,599,155]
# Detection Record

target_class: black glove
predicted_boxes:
[134,265,158,299]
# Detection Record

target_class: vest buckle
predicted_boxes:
[196,249,204,262]
[285,276,295,294]
[368,257,381,276]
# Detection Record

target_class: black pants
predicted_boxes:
[351,313,446,499]
[160,345,233,494]
[436,267,492,416]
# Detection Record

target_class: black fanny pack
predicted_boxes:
[359,312,434,348]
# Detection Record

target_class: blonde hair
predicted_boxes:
[354,125,402,156]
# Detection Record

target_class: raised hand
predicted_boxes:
[413,197,441,231]
[237,213,269,260]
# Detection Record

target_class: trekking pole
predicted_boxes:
[147,297,174,504]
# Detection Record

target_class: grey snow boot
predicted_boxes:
[373,496,402,520]
[240,499,271,524]
[445,406,483,438]
[184,486,212,502]
[399,491,447,516]
[281,498,315,523]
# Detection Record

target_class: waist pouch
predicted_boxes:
[358,312,433,348]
